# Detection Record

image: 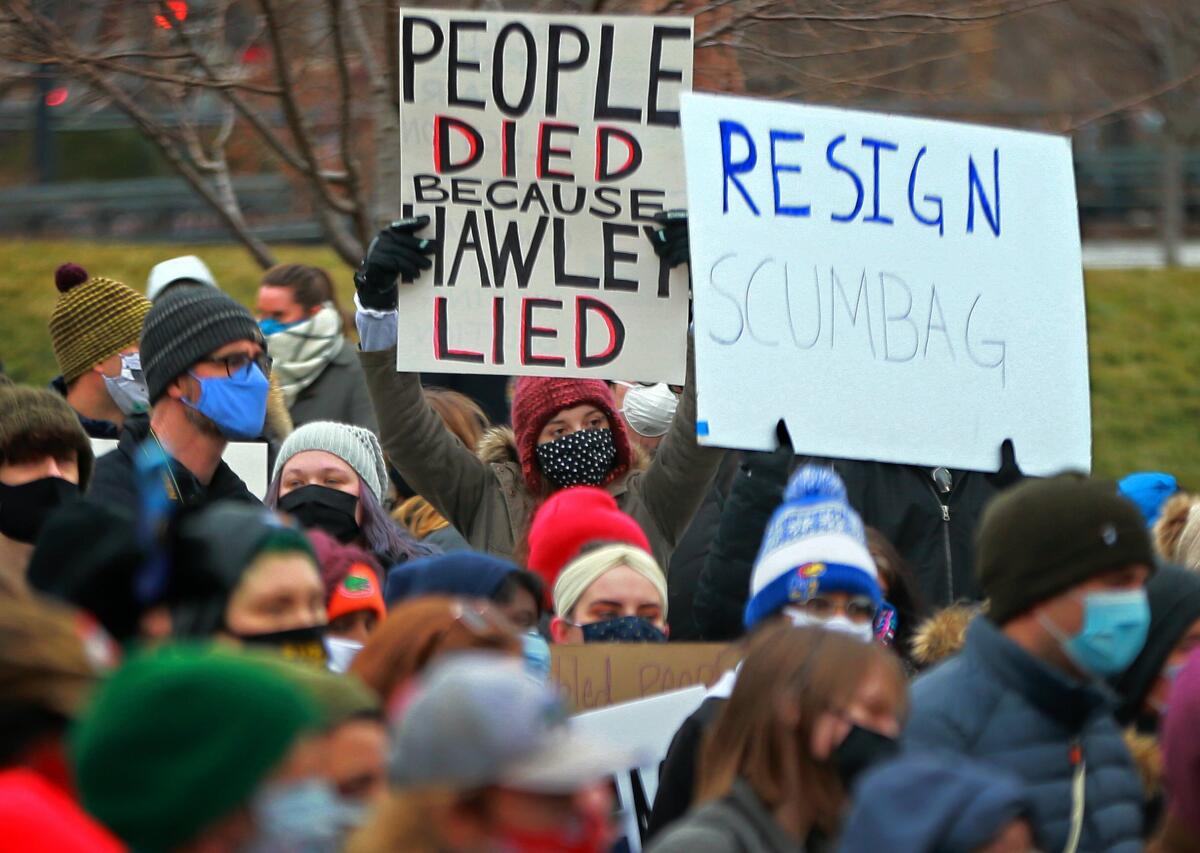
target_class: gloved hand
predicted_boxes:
[650,209,689,269]
[986,438,1024,490]
[354,216,436,310]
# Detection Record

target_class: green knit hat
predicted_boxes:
[71,644,318,852]
[0,385,93,490]
[978,475,1155,625]
[49,264,151,384]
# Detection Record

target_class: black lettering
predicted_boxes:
[447,21,486,109]
[594,25,642,121]
[401,17,442,103]
[546,25,589,117]
[603,222,639,291]
[553,218,599,289]
[646,26,689,126]
[492,23,536,117]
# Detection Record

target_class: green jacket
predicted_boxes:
[358,344,725,568]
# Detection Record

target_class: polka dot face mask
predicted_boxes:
[535,427,618,488]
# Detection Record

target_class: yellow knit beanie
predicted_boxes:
[49,263,151,384]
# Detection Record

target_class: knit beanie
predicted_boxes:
[384,551,517,606]
[272,421,389,503]
[48,263,151,384]
[554,543,668,620]
[510,377,631,494]
[72,644,318,852]
[744,465,880,630]
[978,475,1155,625]
[0,385,94,490]
[1119,471,1178,528]
[1109,564,1200,724]
[526,486,651,597]
[140,284,261,403]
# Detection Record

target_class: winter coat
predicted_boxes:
[287,344,378,434]
[359,343,724,568]
[648,778,802,853]
[831,460,1018,608]
[647,693,729,839]
[50,376,119,439]
[87,414,259,509]
[905,617,1145,852]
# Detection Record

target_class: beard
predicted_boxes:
[182,401,224,439]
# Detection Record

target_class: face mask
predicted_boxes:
[535,428,617,488]
[832,723,899,789]
[785,608,875,644]
[247,778,364,853]
[258,317,306,337]
[277,484,361,543]
[493,805,610,853]
[618,382,678,438]
[103,352,149,416]
[0,477,80,543]
[183,362,269,440]
[580,615,667,643]
[325,636,364,674]
[1039,588,1150,677]
[238,624,329,667]
[523,630,552,682]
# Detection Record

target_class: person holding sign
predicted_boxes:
[352,219,724,570]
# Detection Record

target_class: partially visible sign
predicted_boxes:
[396,9,693,383]
[551,642,738,712]
[89,439,270,499]
[680,92,1091,476]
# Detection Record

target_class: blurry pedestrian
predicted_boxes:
[145,254,218,301]
[0,385,92,593]
[1120,471,1179,529]
[268,421,431,568]
[1155,492,1200,571]
[384,551,543,633]
[351,219,724,568]
[906,476,1154,852]
[550,543,669,643]
[866,527,926,665]
[349,653,631,853]
[307,529,386,669]
[47,263,151,438]
[87,285,267,507]
[256,264,376,432]
[650,625,907,852]
[1149,649,1200,853]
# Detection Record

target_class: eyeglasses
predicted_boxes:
[196,351,273,379]
[794,595,878,625]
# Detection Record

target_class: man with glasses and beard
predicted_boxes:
[88,286,270,508]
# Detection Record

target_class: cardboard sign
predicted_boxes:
[90,438,270,499]
[551,642,738,712]
[397,10,693,383]
[680,93,1091,476]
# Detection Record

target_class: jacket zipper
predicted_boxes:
[927,481,953,600]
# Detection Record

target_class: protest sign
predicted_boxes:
[398,10,693,383]
[551,642,737,712]
[680,93,1091,476]
[89,439,270,499]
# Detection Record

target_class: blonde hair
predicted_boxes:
[553,543,668,619]
[1155,493,1200,571]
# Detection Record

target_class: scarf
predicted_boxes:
[266,303,344,407]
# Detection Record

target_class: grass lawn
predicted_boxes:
[0,239,1196,484]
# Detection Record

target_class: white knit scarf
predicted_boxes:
[266,303,344,407]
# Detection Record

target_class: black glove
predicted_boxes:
[650,209,689,269]
[986,438,1024,490]
[354,216,436,310]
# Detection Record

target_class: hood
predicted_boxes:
[1124,727,1162,798]
[911,603,979,669]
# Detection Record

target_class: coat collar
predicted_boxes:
[50,376,120,439]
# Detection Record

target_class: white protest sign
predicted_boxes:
[680,93,1091,476]
[90,439,270,499]
[397,10,693,383]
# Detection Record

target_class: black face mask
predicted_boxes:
[832,723,899,788]
[0,477,80,544]
[580,615,667,644]
[535,428,618,488]
[278,485,360,543]
[237,623,329,667]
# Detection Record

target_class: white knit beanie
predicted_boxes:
[272,421,388,502]
[553,543,669,619]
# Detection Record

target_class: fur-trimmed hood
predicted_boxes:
[475,425,649,472]
[911,603,981,669]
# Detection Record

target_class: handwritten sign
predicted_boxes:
[90,439,269,499]
[680,93,1091,476]
[397,10,693,383]
[551,642,737,712]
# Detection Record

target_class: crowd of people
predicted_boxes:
[1,212,1198,853]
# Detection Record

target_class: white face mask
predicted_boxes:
[618,382,678,437]
[103,352,149,416]
[785,607,875,644]
[324,636,364,673]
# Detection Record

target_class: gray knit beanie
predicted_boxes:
[272,422,388,503]
[141,285,262,403]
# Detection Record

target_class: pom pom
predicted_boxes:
[54,263,89,293]
[784,464,847,503]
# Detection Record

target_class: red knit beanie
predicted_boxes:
[510,377,632,494]
[526,486,651,597]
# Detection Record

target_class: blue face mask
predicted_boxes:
[184,362,269,440]
[259,317,305,337]
[1041,588,1150,677]
[580,615,667,643]
[522,630,552,682]
[247,778,364,852]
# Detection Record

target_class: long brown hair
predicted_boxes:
[697,625,907,836]
[261,263,351,334]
